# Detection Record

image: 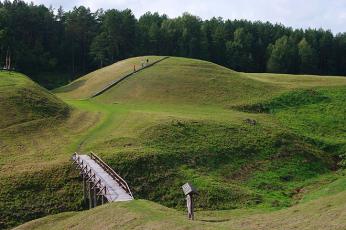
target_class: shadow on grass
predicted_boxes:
[199,218,231,223]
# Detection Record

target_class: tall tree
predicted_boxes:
[137,12,166,55]
[90,32,109,68]
[64,6,97,76]
[160,18,180,55]
[298,38,318,74]
[318,30,335,74]
[202,17,226,65]
[334,33,346,75]
[178,13,202,58]
[90,9,136,65]
[267,35,298,73]
[226,27,255,71]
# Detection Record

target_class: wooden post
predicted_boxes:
[88,182,93,209]
[186,194,194,220]
[93,186,97,207]
[182,182,198,221]
[83,174,87,205]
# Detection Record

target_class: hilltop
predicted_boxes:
[2,57,346,229]
[0,72,69,130]
[56,57,346,105]
[54,56,163,99]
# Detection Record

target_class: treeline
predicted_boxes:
[0,1,345,87]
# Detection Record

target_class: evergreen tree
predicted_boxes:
[0,1,344,87]
[335,33,346,76]
[226,27,254,71]
[64,6,97,76]
[267,36,298,73]
[90,32,109,68]
[298,38,318,74]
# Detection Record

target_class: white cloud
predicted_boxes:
[26,0,346,33]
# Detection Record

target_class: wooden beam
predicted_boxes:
[88,181,93,209]
[94,186,97,207]
[83,174,87,205]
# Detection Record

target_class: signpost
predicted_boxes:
[182,182,199,220]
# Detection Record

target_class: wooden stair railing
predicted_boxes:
[89,152,133,198]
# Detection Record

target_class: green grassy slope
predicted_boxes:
[0,72,100,229]
[14,200,214,230]
[94,57,346,106]
[95,57,280,106]
[54,56,162,99]
[59,57,346,212]
[0,71,69,129]
[2,56,346,229]
[15,174,346,230]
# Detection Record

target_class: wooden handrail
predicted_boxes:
[72,152,134,201]
[89,152,133,198]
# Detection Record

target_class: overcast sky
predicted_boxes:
[26,0,346,33]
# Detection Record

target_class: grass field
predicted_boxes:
[1,56,346,229]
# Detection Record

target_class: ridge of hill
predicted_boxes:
[54,56,163,99]
[96,57,346,106]
[57,56,346,107]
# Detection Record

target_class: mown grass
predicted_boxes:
[2,57,346,229]
[95,57,281,106]
[54,56,163,99]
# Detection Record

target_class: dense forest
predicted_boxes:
[0,0,345,88]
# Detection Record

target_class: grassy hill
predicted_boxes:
[0,71,69,129]
[2,56,346,229]
[54,56,163,99]
[94,57,346,106]
[0,71,100,229]
[60,57,346,210]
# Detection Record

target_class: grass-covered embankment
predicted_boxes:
[0,72,100,229]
